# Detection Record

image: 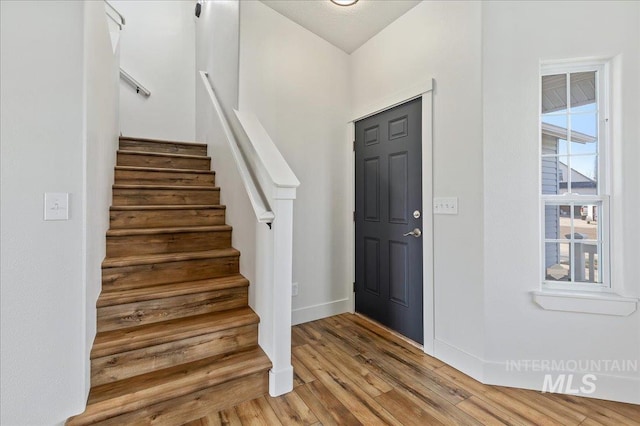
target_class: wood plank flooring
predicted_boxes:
[186,313,640,426]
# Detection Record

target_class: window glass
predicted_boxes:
[541,65,606,287]
[541,74,567,114]
[570,71,597,111]
[543,201,603,284]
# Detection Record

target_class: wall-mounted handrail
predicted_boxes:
[104,1,125,27]
[120,69,151,97]
[106,13,122,30]
[199,71,275,224]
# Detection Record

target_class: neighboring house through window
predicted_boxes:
[540,61,609,290]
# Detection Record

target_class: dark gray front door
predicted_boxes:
[355,98,423,344]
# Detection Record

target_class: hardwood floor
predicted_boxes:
[186,313,640,426]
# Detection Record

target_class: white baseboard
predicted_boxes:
[291,298,351,326]
[433,339,640,405]
[484,360,640,405]
[433,339,485,381]
[269,365,294,397]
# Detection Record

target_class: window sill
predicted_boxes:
[532,290,638,316]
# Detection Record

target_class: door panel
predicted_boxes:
[355,98,423,344]
[364,238,380,295]
[389,152,409,223]
[364,158,380,221]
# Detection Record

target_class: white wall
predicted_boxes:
[349,1,639,403]
[1,2,87,424]
[83,0,120,397]
[239,0,352,324]
[197,0,240,113]
[1,1,120,423]
[112,0,195,141]
[350,1,485,371]
[482,1,640,403]
[195,0,260,301]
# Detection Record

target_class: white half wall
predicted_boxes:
[482,1,640,404]
[1,2,87,424]
[238,0,352,325]
[350,1,485,370]
[112,0,195,141]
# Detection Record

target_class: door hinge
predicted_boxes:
[353,140,355,151]
[353,211,356,221]
[353,282,356,293]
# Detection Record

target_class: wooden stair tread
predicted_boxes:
[113,184,219,191]
[102,248,240,268]
[110,205,225,211]
[71,134,268,423]
[120,136,207,149]
[92,307,258,358]
[76,347,270,424]
[117,150,210,160]
[115,165,215,175]
[109,206,227,229]
[97,275,249,307]
[106,225,231,237]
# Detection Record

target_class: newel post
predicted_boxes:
[267,186,296,396]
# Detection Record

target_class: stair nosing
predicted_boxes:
[117,150,210,160]
[96,275,249,307]
[91,307,259,359]
[110,205,226,211]
[102,248,240,268]
[106,225,232,237]
[80,347,271,424]
[112,184,220,191]
[76,137,266,424]
[120,136,207,148]
[115,166,215,175]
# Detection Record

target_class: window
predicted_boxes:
[540,62,609,290]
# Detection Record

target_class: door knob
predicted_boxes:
[403,228,422,238]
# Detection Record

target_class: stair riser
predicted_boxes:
[86,371,268,426]
[120,140,208,157]
[97,286,248,332]
[110,209,226,229]
[70,351,270,425]
[106,230,231,257]
[102,256,239,291]
[117,152,211,170]
[67,136,269,425]
[112,188,220,206]
[115,169,215,186]
[91,325,258,386]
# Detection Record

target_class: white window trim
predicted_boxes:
[532,290,637,317]
[534,58,638,316]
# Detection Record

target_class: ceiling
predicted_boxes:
[259,0,422,54]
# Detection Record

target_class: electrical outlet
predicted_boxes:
[433,197,458,215]
[292,282,299,297]
[44,193,69,220]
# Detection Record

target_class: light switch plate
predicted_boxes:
[292,282,299,297]
[433,197,458,215]
[44,193,69,220]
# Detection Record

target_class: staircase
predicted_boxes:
[68,137,271,425]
